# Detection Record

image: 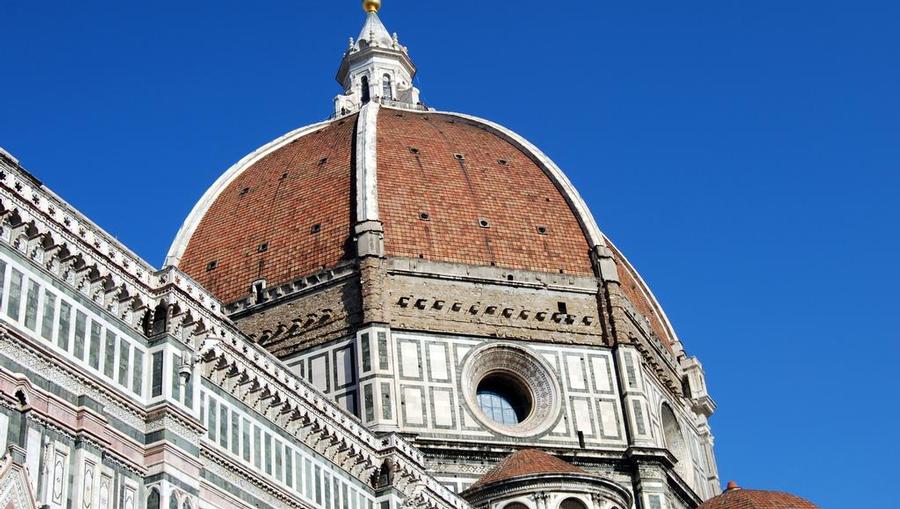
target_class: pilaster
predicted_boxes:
[614,345,655,447]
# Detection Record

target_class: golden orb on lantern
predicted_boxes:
[363,0,381,13]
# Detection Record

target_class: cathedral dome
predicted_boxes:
[165,5,683,357]
[169,109,597,302]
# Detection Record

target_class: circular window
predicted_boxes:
[461,343,561,437]
[476,373,532,425]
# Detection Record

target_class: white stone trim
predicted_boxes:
[355,103,381,223]
[165,119,333,267]
[427,109,608,249]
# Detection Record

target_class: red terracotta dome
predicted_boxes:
[466,449,587,491]
[167,106,680,351]
[699,483,820,509]
[170,110,597,302]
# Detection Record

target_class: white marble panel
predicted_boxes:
[591,356,612,392]
[567,355,586,390]
[433,390,452,427]
[311,355,328,392]
[428,344,448,381]
[573,398,593,435]
[597,400,618,436]
[400,341,420,378]
[403,387,424,425]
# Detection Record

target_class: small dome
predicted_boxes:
[699,484,820,509]
[466,449,587,491]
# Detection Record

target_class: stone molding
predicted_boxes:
[355,102,381,225]
[224,262,357,316]
[0,158,238,352]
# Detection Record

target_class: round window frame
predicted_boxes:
[461,343,562,437]
[475,371,535,425]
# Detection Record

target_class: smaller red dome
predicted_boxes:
[467,449,586,491]
[699,483,819,509]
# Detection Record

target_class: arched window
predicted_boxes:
[559,498,588,509]
[146,489,160,509]
[504,503,529,509]
[181,499,191,509]
[168,493,179,509]
[361,76,370,103]
[661,403,690,480]
[382,74,393,100]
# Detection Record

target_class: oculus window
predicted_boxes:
[476,373,532,425]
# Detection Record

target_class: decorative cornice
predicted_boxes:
[197,336,469,509]
[225,262,358,316]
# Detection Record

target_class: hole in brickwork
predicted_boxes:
[318,158,328,165]
[281,172,289,179]
[310,224,321,234]
[497,159,508,166]
[206,260,218,272]
[240,187,250,195]
[479,218,490,228]
[454,153,465,161]
[536,225,548,235]
[257,243,268,253]
[409,147,419,154]
[419,212,430,221]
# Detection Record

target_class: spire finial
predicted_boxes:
[363,0,381,13]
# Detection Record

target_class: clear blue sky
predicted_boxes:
[2,1,898,507]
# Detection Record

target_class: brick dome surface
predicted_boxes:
[376,111,593,274]
[178,115,357,303]
[176,110,595,303]
[698,489,820,509]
